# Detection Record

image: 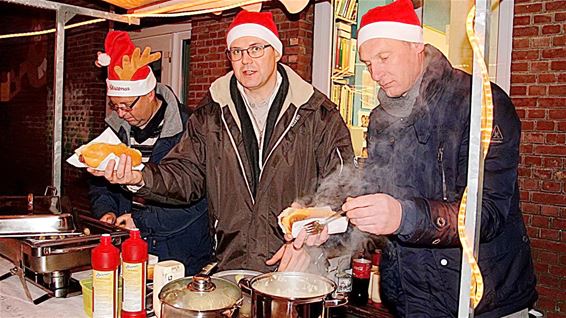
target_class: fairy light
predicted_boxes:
[0,18,106,40]
[126,0,266,17]
[457,4,495,309]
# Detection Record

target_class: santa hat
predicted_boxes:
[226,10,283,55]
[357,0,423,48]
[97,31,161,97]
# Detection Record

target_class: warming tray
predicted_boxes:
[0,214,76,237]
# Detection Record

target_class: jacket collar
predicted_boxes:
[209,63,314,130]
[412,45,454,143]
[105,83,184,140]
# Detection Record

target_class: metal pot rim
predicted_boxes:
[248,272,337,302]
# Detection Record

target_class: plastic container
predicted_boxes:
[121,228,148,318]
[91,234,120,318]
[80,277,122,318]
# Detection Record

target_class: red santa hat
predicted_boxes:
[97,31,161,97]
[226,10,283,55]
[357,0,423,48]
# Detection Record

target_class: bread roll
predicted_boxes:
[281,209,311,234]
[78,142,142,168]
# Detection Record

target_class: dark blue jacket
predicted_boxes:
[364,46,537,317]
[89,84,212,276]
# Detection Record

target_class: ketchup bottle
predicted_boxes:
[121,228,148,318]
[91,234,120,318]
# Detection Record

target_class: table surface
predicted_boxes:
[0,256,90,318]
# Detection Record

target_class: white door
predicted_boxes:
[129,33,173,88]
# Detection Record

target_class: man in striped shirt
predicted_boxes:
[89,31,212,275]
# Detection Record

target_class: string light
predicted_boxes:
[125,0,267,17]
[0,18,106,40]
[457,3,496,309]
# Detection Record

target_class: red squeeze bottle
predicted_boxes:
[121,228,148,318]
[91,234,120,318]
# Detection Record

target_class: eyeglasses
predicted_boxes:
[108,96,141,112]
[226,44,272,62]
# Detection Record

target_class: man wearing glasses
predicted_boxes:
[89,31,213,276]
[88,11,354,272]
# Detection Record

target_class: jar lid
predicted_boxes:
[159,274,241,311]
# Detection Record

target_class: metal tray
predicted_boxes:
[0,213,76,237]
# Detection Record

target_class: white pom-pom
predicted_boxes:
[97,53,111,67]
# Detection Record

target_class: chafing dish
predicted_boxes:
[0,195,129,304]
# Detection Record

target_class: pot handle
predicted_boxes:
[222,297,244,317]
[238,277,252,296]
[324,296,348,308]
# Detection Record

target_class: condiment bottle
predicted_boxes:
[350,251,371,306]
[91,234,120,318]
[369,250,382,307]
[121,228,148,318]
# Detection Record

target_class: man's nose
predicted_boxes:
[241,50,253,64]
[370,64,384,83]
[116,108,128,118]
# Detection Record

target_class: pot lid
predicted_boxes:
[251,272,335,299]
[159,274,242,311]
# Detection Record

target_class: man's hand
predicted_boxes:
[341,193,402,235]
[267,228,328,271]
[99,212,117,224]
[87,154,144,186]
[116,213,136,230]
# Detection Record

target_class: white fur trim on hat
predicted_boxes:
[106,70,156,97]
[226,23,283,55]
[358,21,423,48]
[97,53,111,67]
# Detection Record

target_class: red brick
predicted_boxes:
[545,1,566,11]
[511,85,527,95]
[512,74,537,84]
[531,215,551,227]
[543,48,566,59]
[526,109,546,119]
[533,14,553,24]
[521,120,535,131]
[542,181,562,192]
[532,36,552,48]
[541,228,561,241]
[532,238,566,254]
[521,177,540,190]
[549,265,566,278]
[522,202,541,214]
[519,166,532,177]
[534,260,550,273]
[541,205,560,217]
[535,121,556,131]
[538,97,566,108]
[511,62,529,72]
[542,157,562,168]
[527,226,540,238]
[549,110,566,119]
[557,12,566,22]
[521,143,534,154]
[515,3,543,14]
[560,255,566,265]
[513,15,531,26]
[512,50,540,60]
[551,61,566,71]
[528,85,547,95]
[539,73,558,83]
[534,145,566,156]
[524,155,542,166]
[546,133,566,144]
[532,192,566,205]
[513,38,531,49]
[542,25,562,35]
[538,251,560,265]
[559,122,566,132]
[553,35,566,47]
[549,85,566,96]
[551,218,566,230]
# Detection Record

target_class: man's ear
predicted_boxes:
[147,90,155,100]
[412,42,425,54]
[275,51,282,63]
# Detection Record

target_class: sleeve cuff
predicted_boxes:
[394,199,419,238]
[126,182,144,193]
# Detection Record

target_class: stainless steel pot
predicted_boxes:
[158,274,242,317]
[241,272,347,318]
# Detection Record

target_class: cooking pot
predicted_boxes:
[212,269,263,318]
[241,272,347,318]
[158,274,242,317]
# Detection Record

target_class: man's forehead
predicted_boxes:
[229,36,269,48]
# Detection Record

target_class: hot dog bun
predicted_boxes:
[78,142,142,168]
[281,209,311,234]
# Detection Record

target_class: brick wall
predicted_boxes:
[0,1,108,208]
[186,4,314,108]
[511,1,566,316]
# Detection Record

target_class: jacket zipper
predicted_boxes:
[437,145,448,201]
